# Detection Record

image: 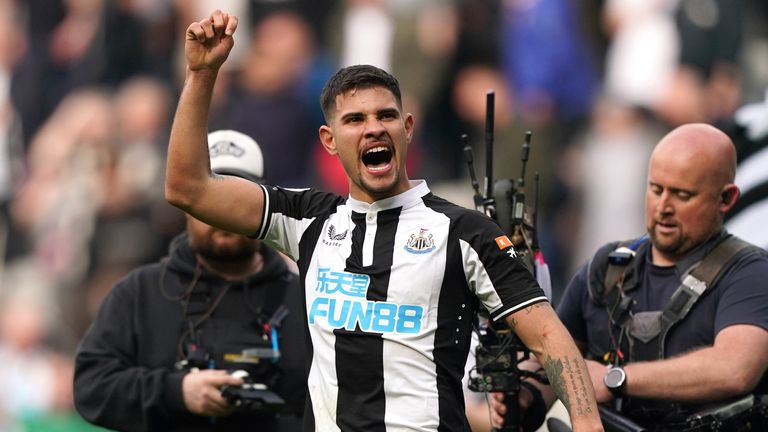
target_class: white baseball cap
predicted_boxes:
[207,129,264,183]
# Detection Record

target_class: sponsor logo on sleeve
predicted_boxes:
[495,235,517,258]
[495,235,513,249]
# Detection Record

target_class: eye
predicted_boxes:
[649,184,662,195]
[344,114,363,124]
[676,190,692,201]
[378,110,399,121]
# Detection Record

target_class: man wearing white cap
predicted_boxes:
[73,130,306,431]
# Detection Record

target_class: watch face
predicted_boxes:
[604,367,626,389]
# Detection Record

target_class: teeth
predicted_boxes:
[365,146,388,154]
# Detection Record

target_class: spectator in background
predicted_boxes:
[74,130,307,431]
[499,0,598,132]
[416,0,498,183]
[570,0,745,275]
[9,87,115,306]
[723,91,768,249]
[0,291,78,430]
[210,10,320,188]
[325,0,457,113]
[0,0,26,265]
[498,0,601,261]
[7,76,185,342]
[11,0,152,144]
[569,102,662,274]
[80,75,184,336]
[656,0,743,126]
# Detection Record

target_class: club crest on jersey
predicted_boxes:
[323,224,348,247]
[404,228,436,254]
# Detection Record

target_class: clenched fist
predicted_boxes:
[184,9,239,73]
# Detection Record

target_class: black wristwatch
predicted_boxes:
[603,365,627,397]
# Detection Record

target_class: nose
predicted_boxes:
[363,116,386,138]
[656,191,673,215]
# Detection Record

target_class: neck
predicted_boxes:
[196,252,264,281]
[650,248,678,267]
[650,229,724,267]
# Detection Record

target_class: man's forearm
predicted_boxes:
[174,69,218,137]
[623,325,768,402]
[508,304,602,430]
[541,351,597,422]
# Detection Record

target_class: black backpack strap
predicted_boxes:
[587,240,624,305]
[632,236,761,361]
[588,238,648,303]
[588,237,650,327]
[662,236,755,328]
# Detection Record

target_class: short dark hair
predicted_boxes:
[319,65,402,122]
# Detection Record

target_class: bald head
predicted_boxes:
[651,123,736,187]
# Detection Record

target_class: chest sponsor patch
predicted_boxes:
[308,268,423,334]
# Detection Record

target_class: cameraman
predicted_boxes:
[73,130,306,431]
[492,124,768,431]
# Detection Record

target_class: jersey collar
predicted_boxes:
[347,180,430,213]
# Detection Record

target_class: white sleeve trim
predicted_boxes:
[492,296,549,322]
[257,184,271,239]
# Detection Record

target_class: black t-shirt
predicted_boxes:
[559,238,768,361]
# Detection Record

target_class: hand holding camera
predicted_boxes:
[182,369,244,417]
[220,369,286,413]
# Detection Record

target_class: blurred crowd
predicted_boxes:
[0,0,766,430]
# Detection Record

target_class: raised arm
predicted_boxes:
[507,302,604,431]
[165,9,264,236]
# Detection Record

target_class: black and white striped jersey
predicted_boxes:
[257,180,547,432]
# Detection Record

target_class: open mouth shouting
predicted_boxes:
[361,145,393,174]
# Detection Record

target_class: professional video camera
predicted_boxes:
[463,91,551,432]
[174,305,289,413]
[219,347,286,413]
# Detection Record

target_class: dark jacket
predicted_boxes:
[74,233,307,431]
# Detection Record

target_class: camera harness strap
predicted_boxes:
[174,262,289,365]
[602,235,756,362]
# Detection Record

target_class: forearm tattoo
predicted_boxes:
[543,355,594,417]
[509,302,546,332]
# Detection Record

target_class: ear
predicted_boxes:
[404,113,414,144]
[319,125,337,155]
[719,184,740,212]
